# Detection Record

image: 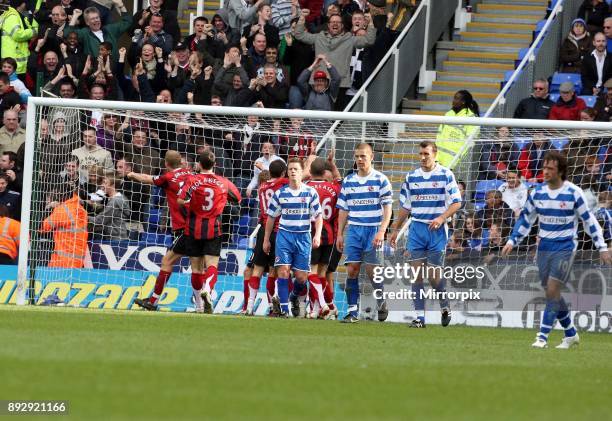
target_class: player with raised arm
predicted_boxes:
[177,151,241,313]
[263,158,323,317]
[389,141,462,328]
[501,151,611,349]
[305,155,341,319]
[131,151,193,311]
[243,160,289,316]
[336,143,393,323]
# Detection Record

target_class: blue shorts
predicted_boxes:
[274,229,312,272]
[406,221,447,267]
[536,250,575,286]
[344,225,382,266]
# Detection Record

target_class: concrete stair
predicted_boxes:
[403,0,547,121]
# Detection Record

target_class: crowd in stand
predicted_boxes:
[0,0,609,266]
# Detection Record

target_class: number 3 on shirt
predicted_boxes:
[202,187,215,211]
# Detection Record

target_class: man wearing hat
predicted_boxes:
[549,81,586,121]
[297,54,341,111]
[581,31,612,95]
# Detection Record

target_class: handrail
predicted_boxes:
[447,0,564,169]
[316,1,427,152]
[482,0,564,118]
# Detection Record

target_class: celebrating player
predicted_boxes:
[389,141,462,328]
[501,151,611,349]
[263,158,323,317]
[131,151,193,311]
[305,156,341,319]
[177,151,241,313]
[243,160,289,316]
[336,143,393,323]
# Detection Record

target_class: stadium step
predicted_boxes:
[436,71,505,83]
[417,100,494,112]
[431,80,501,94]
[475,3,547,15]
[481,0,548,5]
[459,31,532,44]
[442,60,515,73]
[471,13,542,24]
[426,90,498,101]
[437,41,526,54]
[447,51,517,64]
[465,22,536,34]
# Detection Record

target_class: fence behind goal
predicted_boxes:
[7,98,612,330]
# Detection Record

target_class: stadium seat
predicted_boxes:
[237,214,251,236]
[533,20,547,44]
[236,237,248,249]
[550,72,582,94]
[550,138,569,150]
[147,208,160,231]
[514,138,531,150]
[549,93,559,102]
[474,201,486,211]
[515,48,537,68]
[579,95,597,107]
[474,180,504,202]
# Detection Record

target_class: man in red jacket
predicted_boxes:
[549,81,586,120]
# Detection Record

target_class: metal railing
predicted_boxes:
[484,0,581,118]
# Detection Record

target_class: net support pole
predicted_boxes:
[16,100,37,305]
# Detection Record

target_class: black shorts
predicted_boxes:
[311,244,334,266]
[252,228,276,268]
[326,244,342,273]
[169,229,188,255]
[184,235,222,257]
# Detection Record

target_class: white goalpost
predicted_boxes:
[9,97,611,331]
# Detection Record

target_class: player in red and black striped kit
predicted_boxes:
[177,151,241,313]
[130,151,194,311]
[305,156,342,319]
[243,159,289,315]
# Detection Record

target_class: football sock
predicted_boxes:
[247,276,261,311]
[538,299,560,342]
[277,278,289,313]
[242,278,249,311]
[322,276,335,310]
[191,273,204,310]
[308,274,326,307]
[291,280,307,300]
[203,266,218,293]
[556,298,576,337]
[412,282,425,322]
[266,276,276,303]
[150,270,171,305]
[345,278,359,317]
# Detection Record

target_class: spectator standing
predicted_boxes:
[71,128,114,182]
[41,186,88,268]
[0,174,20,220]
[294,9,376,110]
[559,18,593,73]
[244,3,280,48]
[271,0,299,36]
[436,89,480,168]
[498,168,529,218]
[513,78,554,119]
[478,126,520,180]
[518,136,551,182]
[246,142,284,197]
[0,110,25,154]
[581,32,612,95]
[577,0,610,34]
[2,58,31,103]
[0,151,22,193]
[0,0,38,78]
[132,0,180,43]
[603,17,612,52]
[89,175,130,240]
[227,0,263,32]
[132,13,174,56]
[0,204,20,264]
[594,77,612,120]
[297,54,341,111]
[475,190,514,230]
[549,81,587,120]
[0,74,22,119]
[119,129,162,175]
[65,5,131,64]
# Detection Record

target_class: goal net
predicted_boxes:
[9,98,612,329]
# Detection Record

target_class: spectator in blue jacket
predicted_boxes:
[297,54,341,111]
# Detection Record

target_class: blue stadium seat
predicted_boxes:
[549,93,560,102]
[474,201,486,211]
[598,145,608,162]
[550,72,582,94]
[147,208,160,231]
[514,137,531,150]
[474,180,504,202]
[236,237,248,249]
[515,48,537,68]
[237,214,251,236]
[579,95,597,107]
[550,138,569,150]
[533,20,547,44]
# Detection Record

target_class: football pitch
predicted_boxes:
[1,305,611,420]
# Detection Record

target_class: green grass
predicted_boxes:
[1,305,611,421]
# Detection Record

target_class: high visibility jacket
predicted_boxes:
[0,7,38,74]
[41,195,88,268]
[435,108,480,169]
[0,216,20,260]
